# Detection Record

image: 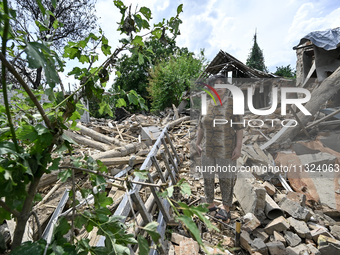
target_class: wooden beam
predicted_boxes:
[306,108,340,129]
[100,156,145,166]
[288,104,310,138]
[74,122,124,146]
[64,130,112,151]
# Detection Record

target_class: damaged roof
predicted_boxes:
[294,27,340,51]
[199,50,277,79]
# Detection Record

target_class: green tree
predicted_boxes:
[89,87,148,119]
[147,49,206,112]
[113,35,188,108]
[246,32,268,72]
[8,0,98,89]
[274,64,296,78]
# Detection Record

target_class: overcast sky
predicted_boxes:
[95,0,340,74]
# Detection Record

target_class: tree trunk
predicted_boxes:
[12,177,41,249]
[276,66,340,144]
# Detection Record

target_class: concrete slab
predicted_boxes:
[234,171,266,220]
[312,177,337,210]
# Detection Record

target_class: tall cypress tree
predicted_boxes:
[246,31,268,72]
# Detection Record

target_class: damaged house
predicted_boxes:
[196,50,296,112]
[294,27,340,108]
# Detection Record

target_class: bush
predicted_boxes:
[147,50,206,112]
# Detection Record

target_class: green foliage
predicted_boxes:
[246,32,268,73]
[88,94,115,119]
[147,49,206,112]
[274,64,296,78]
[88,87,148,119]
[8,0,98,89]
[157,179,218,253]
[113,35,188,108]
[11,0,98,49]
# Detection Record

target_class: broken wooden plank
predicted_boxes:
[146,172,171,223]
[317,119,340,127]
[161,151,176,184]
[252,143,273,165]
[112,127,169,220]
[242,145,268,165]
[100,156,145,166]
[172,104,179,120]
[33,181,63,210]
[167,116,190,129]
[115,122,126,142]
[260,120,296,150]
[130,190,152,224]
[150,156,166,183]
[161,137,179,174]
[165,132,180,164]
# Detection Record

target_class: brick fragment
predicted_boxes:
[178,239,199,255]
[266,241,286,255]
[273,231,286,246]
[287,217,312,239]
[264,216,290,235]
[284,231,301,247]
[263,181,276,196]
[242,212,261,232]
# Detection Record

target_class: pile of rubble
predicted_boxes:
[234,175,340,255]
[0,106,196,250]
[182,99,340,255]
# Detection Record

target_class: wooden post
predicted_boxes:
[151,156,166,183]
[147,173,171,223]
[129,190,152,224]
[161,151,176,184]
[161,138,179,173]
